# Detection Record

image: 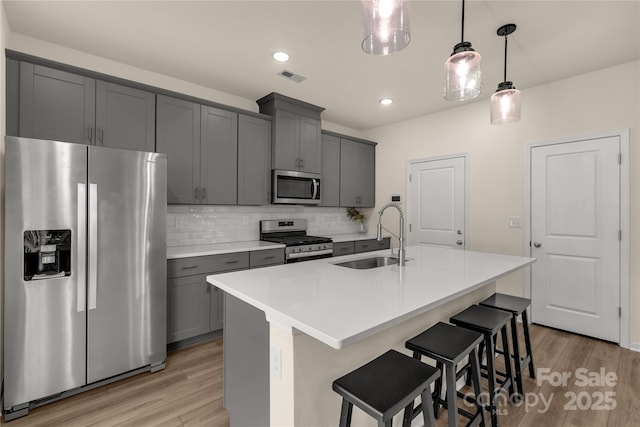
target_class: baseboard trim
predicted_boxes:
[629,341,640,352]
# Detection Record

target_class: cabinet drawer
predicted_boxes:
[250,248,285,268]
[332,241,355,256]
[168,252,250,278]
[354,238,390,253]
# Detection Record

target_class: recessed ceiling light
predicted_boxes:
[272,51,290,62]
[379,98,393,105]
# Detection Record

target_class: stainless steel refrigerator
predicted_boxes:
[3,136,167,420]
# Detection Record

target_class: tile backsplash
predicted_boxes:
[167,205,369,247]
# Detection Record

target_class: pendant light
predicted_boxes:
[491,24,521,125]
[444,0,482,101]
[361,0,411,55]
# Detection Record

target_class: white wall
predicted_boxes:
[364,61,640,343]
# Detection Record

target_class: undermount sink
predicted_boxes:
[333,256,409,270]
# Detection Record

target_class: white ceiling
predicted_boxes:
[4,1,639,131]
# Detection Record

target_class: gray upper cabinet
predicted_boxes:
[257,92,324,174]
[272,109,299,171]
[19,62,96,144]
[238,114,272,205]
[201,106,238,205]
[299,116,322,173]
[340,138,376,208]
[17,62,154,151]
[95,81,155,152]
[156,95,201,204]
[157,96,239,205]
[320,132,341,207]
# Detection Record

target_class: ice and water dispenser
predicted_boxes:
[23,230,71,281]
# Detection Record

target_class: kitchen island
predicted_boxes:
[208,245,535,426]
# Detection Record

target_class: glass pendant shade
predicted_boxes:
[491,24,521,125]
[444,42,482,101]
[490,82,521,125]
[361,0,410,55]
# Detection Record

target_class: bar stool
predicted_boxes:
[479,293,536,398]
[332,349,440,427]
[450,305,515,427]
[405,322,486,427]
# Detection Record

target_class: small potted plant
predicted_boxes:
[347,207,368,233]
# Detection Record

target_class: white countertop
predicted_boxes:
[167,241,284,259]
[207,245,535,349]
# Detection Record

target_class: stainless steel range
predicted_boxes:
[260,219,333,263]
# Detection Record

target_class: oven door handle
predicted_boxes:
[288,248,333,259]
[311,179,319,200]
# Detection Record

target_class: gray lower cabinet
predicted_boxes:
[167,248,284,344]
[157,95,238,205]
[250,248,285,268]
[355,237,391,253]
[333,238,390,256]
[16,61,154,151]
[167,252,249,344]
[340,138,376,207]
[320,133,341,206]
[238,114,272,205]
[332,241,355,256]
[167,274,211,343]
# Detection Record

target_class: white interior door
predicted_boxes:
[407,155,466,248]
[530,136,620,342]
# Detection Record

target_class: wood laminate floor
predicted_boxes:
[1,324,639,426]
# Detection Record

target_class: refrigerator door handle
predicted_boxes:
[89,183,98,310]
[77,183,87,312]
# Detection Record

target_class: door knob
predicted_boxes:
[533,242,542,248]
[457,230,462,235]
[456,240,463,246]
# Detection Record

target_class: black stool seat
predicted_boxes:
[332,349,440,427]
[479,293,536,398]
[451,304,512,333]
[480,293,530,315]
[406,322,486,427]
[451,305,515,427]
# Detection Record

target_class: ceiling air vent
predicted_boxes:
[278,70,306,83]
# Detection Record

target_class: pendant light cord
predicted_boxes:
[460,0,465,43]
[503,34,508,81]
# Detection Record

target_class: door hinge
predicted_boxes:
[618,153,622,165]
[409,174,412,183]
[619,306,622,318]
[619,230,622,241]
[409,224,412,232]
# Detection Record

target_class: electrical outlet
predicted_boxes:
[509,216,523,228]
[270,346,282,379]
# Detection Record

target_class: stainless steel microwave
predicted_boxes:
[272,170,321,205]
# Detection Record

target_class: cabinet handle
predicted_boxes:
[202,187,207,202]
[88,126,93,143]
[300,158,304,168]
[194,187,199,200]
[263,256,275,260]
[225,260,239,265]
[181,265,198,270]
[295,158,300,168]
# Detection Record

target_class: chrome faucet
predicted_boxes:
[376,202,406,267]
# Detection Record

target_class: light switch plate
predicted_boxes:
[509,216,523,228]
